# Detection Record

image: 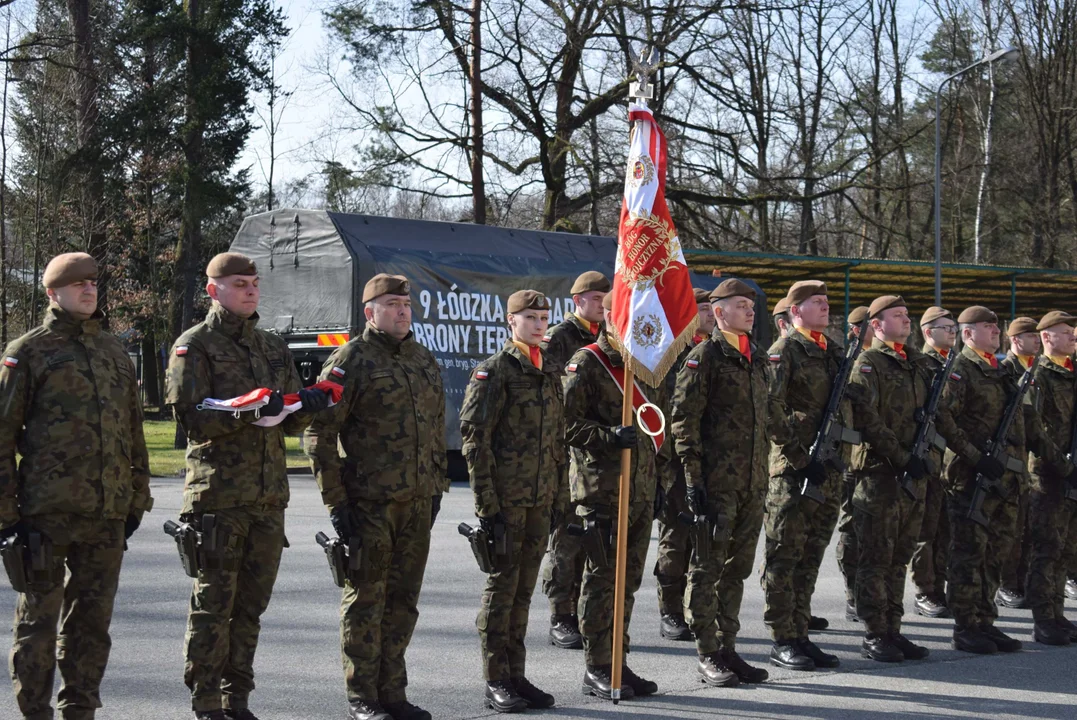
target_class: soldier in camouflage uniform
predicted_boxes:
[1025,311,1077,646]
[565,292,666,701]
[772,297,792,340]
[671,279,770,687]
[940,306,1026,655]
[996,317,1042,610]
[912,307,957,619]
[763,280,850,671]
[539,271,608,650]
[0,253,153,720]
[654,287,713,642]
[835,306,872,623]
[460,289,563,713]
[304,274,446,720]
[167,253,331,720]
[848,296,966,663]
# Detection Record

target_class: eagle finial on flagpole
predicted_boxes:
[629,46,656,107]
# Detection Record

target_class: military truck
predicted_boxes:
[229,209,766,477]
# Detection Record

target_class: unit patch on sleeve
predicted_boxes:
[475,370,490,380]
[175,346,188,357]
[2,356,17,368]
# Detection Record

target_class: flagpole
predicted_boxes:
[610,365,633,703]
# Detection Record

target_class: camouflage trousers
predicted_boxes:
[946,484,1019,629]
[9,514,124,720]
[1025,484,1077,622]
[852,475,925,636]
[541,501,584,617]
[654,476,691,616]
[762,472,840,641]
[184,505,285,713]
[1000,488,1031,593]
[477,504,549,681]
[579,500,652,667]
[685,480,764,655]
[343,496,431,704]
[835,473,858,605]
[910,474,950,598]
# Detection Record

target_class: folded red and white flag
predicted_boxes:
[196,380,344,427]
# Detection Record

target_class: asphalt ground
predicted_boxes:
[1,475,1076,719]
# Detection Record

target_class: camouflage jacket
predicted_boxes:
[766,330,855,478]
[849,340,965,491]
[166,304,307,513]
[305,326,447,509]
[941,347,1024,496]
[563,332,672,507]
[0,306,152,527]
[1000,352,1051,472]
[671,330,768,495]
[460,342,564,517]
[541,312,600,369]
[1027,358,1072,489]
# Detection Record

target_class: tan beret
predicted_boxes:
[362,273,411,303]
[1037,310,1077,331]
[43,252,97,289]
[693,288,710,304]
[602,291,614,310]
[920,306,952,327]
[957,305,998,324]
[570,271,611,295]
[710,278,756,302]
[786,280,827,306]
[847,306,870,325]
[772,296,791,316]
[1007,316,1039,336]
[507,289,550,314]
[206,252,256,278]
[868,295,906,319]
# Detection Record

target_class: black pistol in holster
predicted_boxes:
[1,530,61,591]
[678,509,728,565]
[567,514,610,569]
[802,318,868,504]
[968,359,1037,527]
[315,531,362,588]
[458,523,494,574]
[901,349,957,500]
[163,513,222,578]
[0,534,27,592]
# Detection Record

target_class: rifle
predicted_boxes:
[678,509,728,564]
[967,357,1037,527]
[900,349,957,500]
[315,531,362,587]
[1064,383,1077,503]
[801,318,868,503]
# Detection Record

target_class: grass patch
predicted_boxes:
[144,419,311,478]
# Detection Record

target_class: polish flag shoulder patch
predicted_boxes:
[330,366,346,379]
[3,356,17,368]
[475,370,490,381]
[175,346,188,357]
[566,363,578,373]
[542,335,552,343]
[859,365,872,373]
[686,358,699,369]
[950,372,963,381]
[769,354,781,363]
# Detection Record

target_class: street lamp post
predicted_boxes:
[933,46,1020,306]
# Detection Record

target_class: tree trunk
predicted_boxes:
[469,0,485,224]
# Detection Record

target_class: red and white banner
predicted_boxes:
[608,103,698,386]
[197,380,344,428]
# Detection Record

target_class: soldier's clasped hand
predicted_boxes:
[686,484,708,516]
[329,504,357,542]
[297,387,331,413]
[610,425,637,448]
[262,391,285,418]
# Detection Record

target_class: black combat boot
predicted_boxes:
[347,700,392,720]
[384,700,432,720]
[981,623,1022,653]
[1055,616,1077,642]
[798,637,840,668]
[224,711,261,720]
[860,634,903,663]
[698,652,740,686]
[720,647,769,683]
[890,632,929,660]
[808,616,829,631]
[549,614,583,649]
[769,640,814,671]
[1032,619,1071,646]
[845,601,859,622]
[582,665,635,700]
[660,612,693,641]
[484,681,528,713]
[195,712,228,720]
[511,677,555,708]
[996,587,1025,609]
[622,665,658,696]
[952,625,997,654]
[915,594,951,618]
